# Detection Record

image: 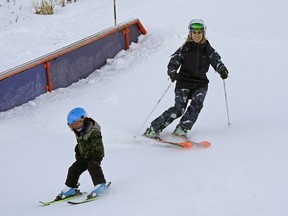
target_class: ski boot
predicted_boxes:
[55,183,80,201]
[87,183,107,199]
[143,126,160,139]
[173,125,188,138]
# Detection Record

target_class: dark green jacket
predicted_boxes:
[73,118,104,161]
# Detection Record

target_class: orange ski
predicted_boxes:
[143,135,192,149]
[171,133,211,148]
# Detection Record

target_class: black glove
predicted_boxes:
[169,72,179,82]
[74,144,83,161]
[219,66,229,79]
[87,153,103,165]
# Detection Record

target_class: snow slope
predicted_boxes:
[0,0,288,215]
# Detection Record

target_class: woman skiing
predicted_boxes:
[144,19,229,139]
[55,107,107,200]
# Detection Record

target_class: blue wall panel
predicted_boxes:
[50,31,125,89]
[129,25,141,44]
[0,64,46,112]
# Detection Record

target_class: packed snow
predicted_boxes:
[0,0,288,215]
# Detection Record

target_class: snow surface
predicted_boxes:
[1,0,288,215]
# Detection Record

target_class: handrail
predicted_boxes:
[0,18,146,81]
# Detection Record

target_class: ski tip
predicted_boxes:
[179,141,193,149]
[200,141,211,148]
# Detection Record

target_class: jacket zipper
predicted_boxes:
[195,46,200,77]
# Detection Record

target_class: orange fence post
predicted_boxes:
[44,62,52,92]
[122,28,130,50]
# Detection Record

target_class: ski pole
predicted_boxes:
[223,80,232,127]
[113,0,117,25]
[137,82,173,135]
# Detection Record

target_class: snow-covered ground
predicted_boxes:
[1,0,288,215]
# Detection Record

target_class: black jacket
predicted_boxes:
[167,40,225,89]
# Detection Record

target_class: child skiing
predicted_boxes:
[55,107,107,201]
[144,19,229,139]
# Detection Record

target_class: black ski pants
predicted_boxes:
[65,156,106,188]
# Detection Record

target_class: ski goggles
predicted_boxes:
[67,119,84,130]
[191,30,203,34]
[189,23,204,31]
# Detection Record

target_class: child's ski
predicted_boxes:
[39,192,87,206]
[67,182,111,205]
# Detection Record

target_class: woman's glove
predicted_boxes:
[219,67,229,79]
[169,72,179,82]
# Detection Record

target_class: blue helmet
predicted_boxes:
[67,107,87,124]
